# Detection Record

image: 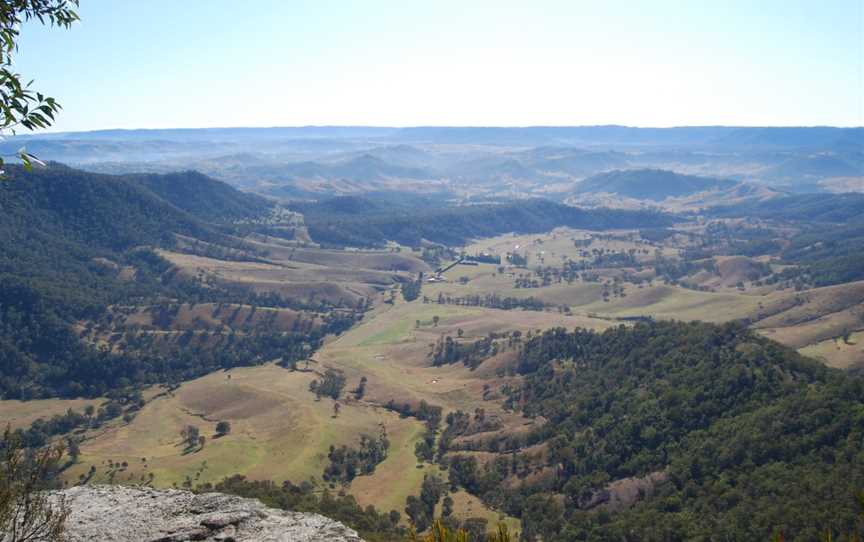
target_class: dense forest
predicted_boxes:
[0,165,268,312]
[710,192,864,223]
[439,321,864,541]
[130,170,274,223]
[774,221,864,287]
[704,192,864,288]
[293,196,673,247]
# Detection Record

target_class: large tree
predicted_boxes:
[0,0,79,172]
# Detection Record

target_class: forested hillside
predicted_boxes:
[0,165,353,399]
[0,164,224,251]
[295,197,673,247]
[710,192,864,223]
[441,321,864,541]
[131,170,274,223]
[574,169,739,200]
[0,165,276,310]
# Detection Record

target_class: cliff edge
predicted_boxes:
[53,485,363,542]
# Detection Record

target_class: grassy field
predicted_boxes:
[244,240,430,274]
[799,331,864,370]
[753,281,864,350]
[55,292,590,521]
[436,229,864,366]
[426,271,763,324]
[462,227,677,265]
[0,397,103,430]
[310,297,598,522]
[578,284,763,322]
[54,294,552,524]
[64,364,420,504]
[351,438,441,513]
[157,250,403,306]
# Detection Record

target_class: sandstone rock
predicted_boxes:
[52,485,363,542]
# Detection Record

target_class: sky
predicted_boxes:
[13,0,864,132]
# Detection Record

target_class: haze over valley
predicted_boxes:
[1,1,862,541]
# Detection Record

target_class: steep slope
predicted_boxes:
[0,164,226,321]
[131,170,273,222]
[442,321,864,541]
[0,163,244,315]
[0,164,349,399]
[0,164,221,252]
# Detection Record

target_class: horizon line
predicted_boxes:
[15,124,864,137]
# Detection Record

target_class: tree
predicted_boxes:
[215,421,231,437]
[0,427,69,541]
[0,0,79,173]
[280,355,298,371]
[404,495,428,532]
[402,275,422,302]
[65,437,80,464]
[441,495,454,517]
[521,493,563,541]
[353,376,367,400]
[180,425,200,450]
[310,369,346,400]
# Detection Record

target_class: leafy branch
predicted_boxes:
[0,0,79,174]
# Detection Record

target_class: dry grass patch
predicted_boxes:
[799,331,864,370]
[65,364,422,500]
[0,397,103,430]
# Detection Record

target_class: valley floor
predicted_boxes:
[2,226,862,531]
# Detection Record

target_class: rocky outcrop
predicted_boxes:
[53,485,363,542]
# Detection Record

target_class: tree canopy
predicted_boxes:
[0,0,78,171]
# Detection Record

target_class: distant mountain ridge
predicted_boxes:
[13,125,862,149]
[8,126,862,202]
[279,154,433,182]
[573,169,740,201]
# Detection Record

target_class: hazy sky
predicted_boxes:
[14,0,864,132]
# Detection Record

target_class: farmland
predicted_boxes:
[3,218,863,532]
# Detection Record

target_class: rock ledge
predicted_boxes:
[53,485,363,542]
